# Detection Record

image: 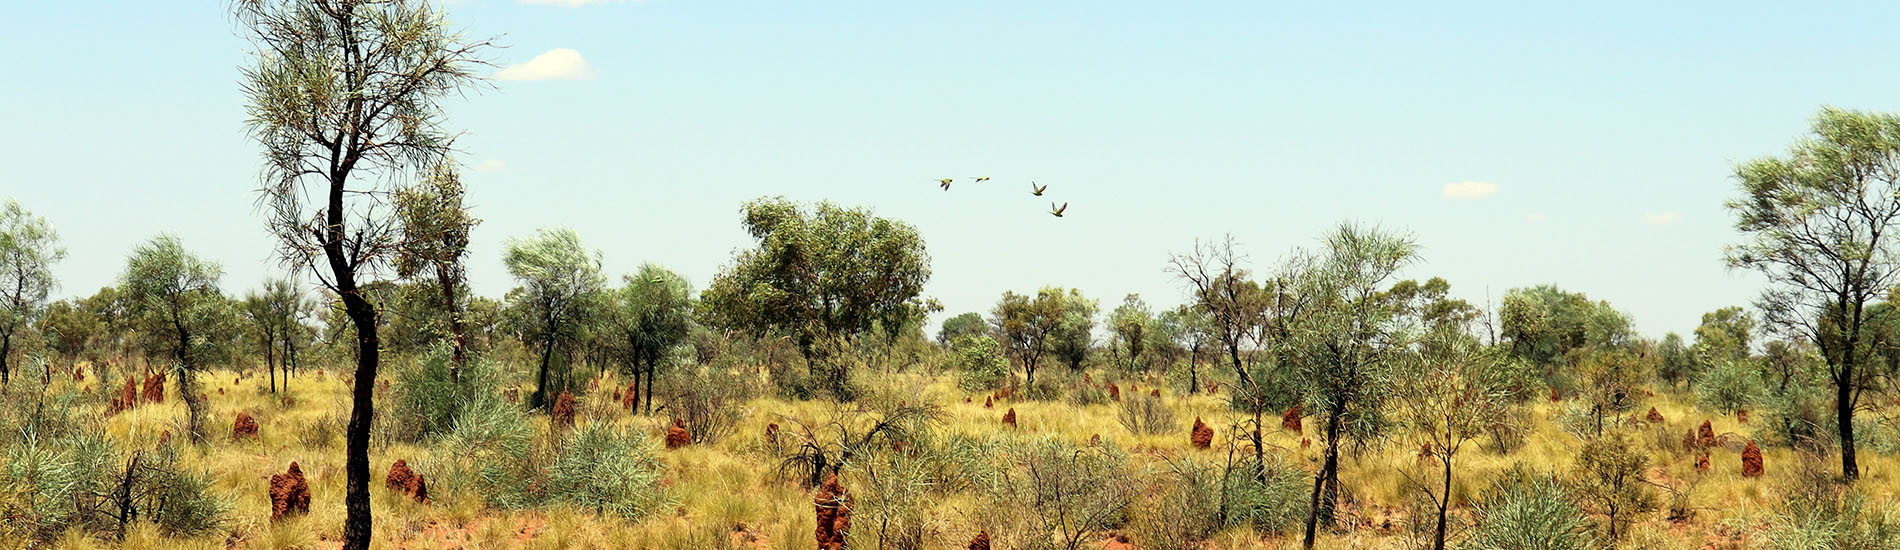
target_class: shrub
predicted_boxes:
[844,450,935,550]
[543,422,673,518]
[976,436,1141,550]
[386,343,507,442]
[1117,393,1177,436]
[951,336,1010,393]
[1572,432,1656,541]
[1131,453,1308,548]
[1465,465,1596,550]
[658,364,752,445]
[1764,461,1900,550]
[0,426,227,542]
[1694,358,1765,414]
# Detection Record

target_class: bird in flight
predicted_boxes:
[1030,181,1047,196]
[937,178,954,190]
[971,177,990,184]
[1050,202,1068,217]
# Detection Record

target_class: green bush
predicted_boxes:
[1765,461,1900,550]
[1117,393,1177,436]
[1464,465,1596,550]
[976,436,1141,550]
[1694,359,1765,414]
[0,425,227,542]
[386,343,506,442]
[659,364,753,445]
[543,422,673,518]
[1132,453,1308,548]
[952,335,1009,393]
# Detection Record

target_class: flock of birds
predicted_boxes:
[935,177,1068,217]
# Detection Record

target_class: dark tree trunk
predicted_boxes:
[1,330,12,385]
[1434,454,1452,550]
[1303,412,1344,550]
[532,336,554,409]
[442,269,466,380]
[174,319,206,444]
[340,290,379,550]
[1838,379,1858,479]
[643,361,655,416]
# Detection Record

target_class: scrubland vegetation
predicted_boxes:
[3,1,1900,549]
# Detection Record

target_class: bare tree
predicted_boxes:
[234,1,490,546]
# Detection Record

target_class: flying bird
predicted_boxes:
[936,178,954,190]
[1030,181,1047,196]
[1050,202,1068,217]
[971,177,990,183]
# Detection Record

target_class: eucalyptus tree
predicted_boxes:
[1291,223,1420,550]
[991,286,1089,387]
[699,197,930,393]
[1108,294,1152,372]
[394,162,479,373]
[1049,290,1099,372]
[504,228,606,409]
[1726,107,1900,480]
[0,199,65,386]
[38,298,98,368]
[120,235,226,444]
[608,264,693,415]
[234,0,491,543]
[937,312,987,346]
[1395,330,1522,550]
[241,278,304,393]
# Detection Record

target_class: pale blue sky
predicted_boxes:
[6,1,1899,339]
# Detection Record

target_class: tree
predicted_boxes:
[1395,330,1521,550]
[504,228,605,410]
[607,264,693,415]
[1657,332,1693,388]
[1291,223,1419,550]
[0,199,65,386]
[38,299,99,368]
[235,0,491,543]
[1049,290,1099,372]
[120,235,224,444]
[937,312,987,346]
[1726,107,1900,480]
[990,287,1088,387]
[699,197,930,393]
[241,278,304,393]
[394,161,479,373]
[1692,306,1755,368]
[1108,294,1152,372]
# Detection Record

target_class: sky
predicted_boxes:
[6,1,1900,339]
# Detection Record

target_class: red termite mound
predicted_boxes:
[1107,382,1121,401]
[551,391,576,429]
[109,377,139,415]
[386,459,428,503]
[1002,408,1017,429]
[1695,452,1710,473]
[1190,417,1213,449]
[1281,406,1303,434]
[232,412,259,441]
[142,372,165,404]
[968,531,991,550]
[814,474,852,550]
[764,422,780,448]
[1646,407,1665,423]
[1742,441,1764,478]
[1697,420,1716,448]
[666,418,691,449]
[270,462,311,522]
[623,382,639,410]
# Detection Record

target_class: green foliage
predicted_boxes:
[937,312,987,346]
[1694,358,1766,414]
[1107,294,1151,371]
[699,197,930,371]
[0,199,66,384]
[543,422,673,518]
[658,364,753,445]
[1464,465,1597,550]
[1499,285,1633,369]
[119,234,228,443]
[1132,452,1309,547]
[607,264,693,375]
[503,227,606,407]
[450,400,672,519]
[991,286,1095,387]
[950,335,1009,392]
[386,343,506,441]
[1657,332,1693,388]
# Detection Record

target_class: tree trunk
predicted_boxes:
[1302,413,1344,550]
[340,290,379,550]
[643,363,655,416]
[1434,453,1451,550]
[0,330,12,385]
[175,322,206,444]
[533,337,554,410]
[442,269,466,380]
[1838,378,1859,479]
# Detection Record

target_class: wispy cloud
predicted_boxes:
[521,0,636,6]
[493,49,597,81]
[472,159,507,173]
[1441,181,1498,199]
[1644,211,1682,225]
[1525,212,1548,223]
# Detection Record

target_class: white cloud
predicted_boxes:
[522,0,635,6]
[1644,211,1682,225]
[472,159,507,173]
[493,49,597,81]
[1441,181,1498,199]
[1525,212,1548,223]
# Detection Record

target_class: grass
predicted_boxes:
[20,361,1900,549]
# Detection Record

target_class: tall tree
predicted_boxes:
[120,235,225,444]
[234,0,490,544]
[394,161,479,373]
[1108,294,1152,372]
[608,264,693,415]
[1292,223,1419,550]
[1049,290,1099,372]
[0,199,65,386]
[937,312,987,346]
[1726,107,1900,481]
[1394,330,1521,550]
[241,278,304,393]
[990,287,1087,387]
[699,197,930,393]
[504,228,605,409]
